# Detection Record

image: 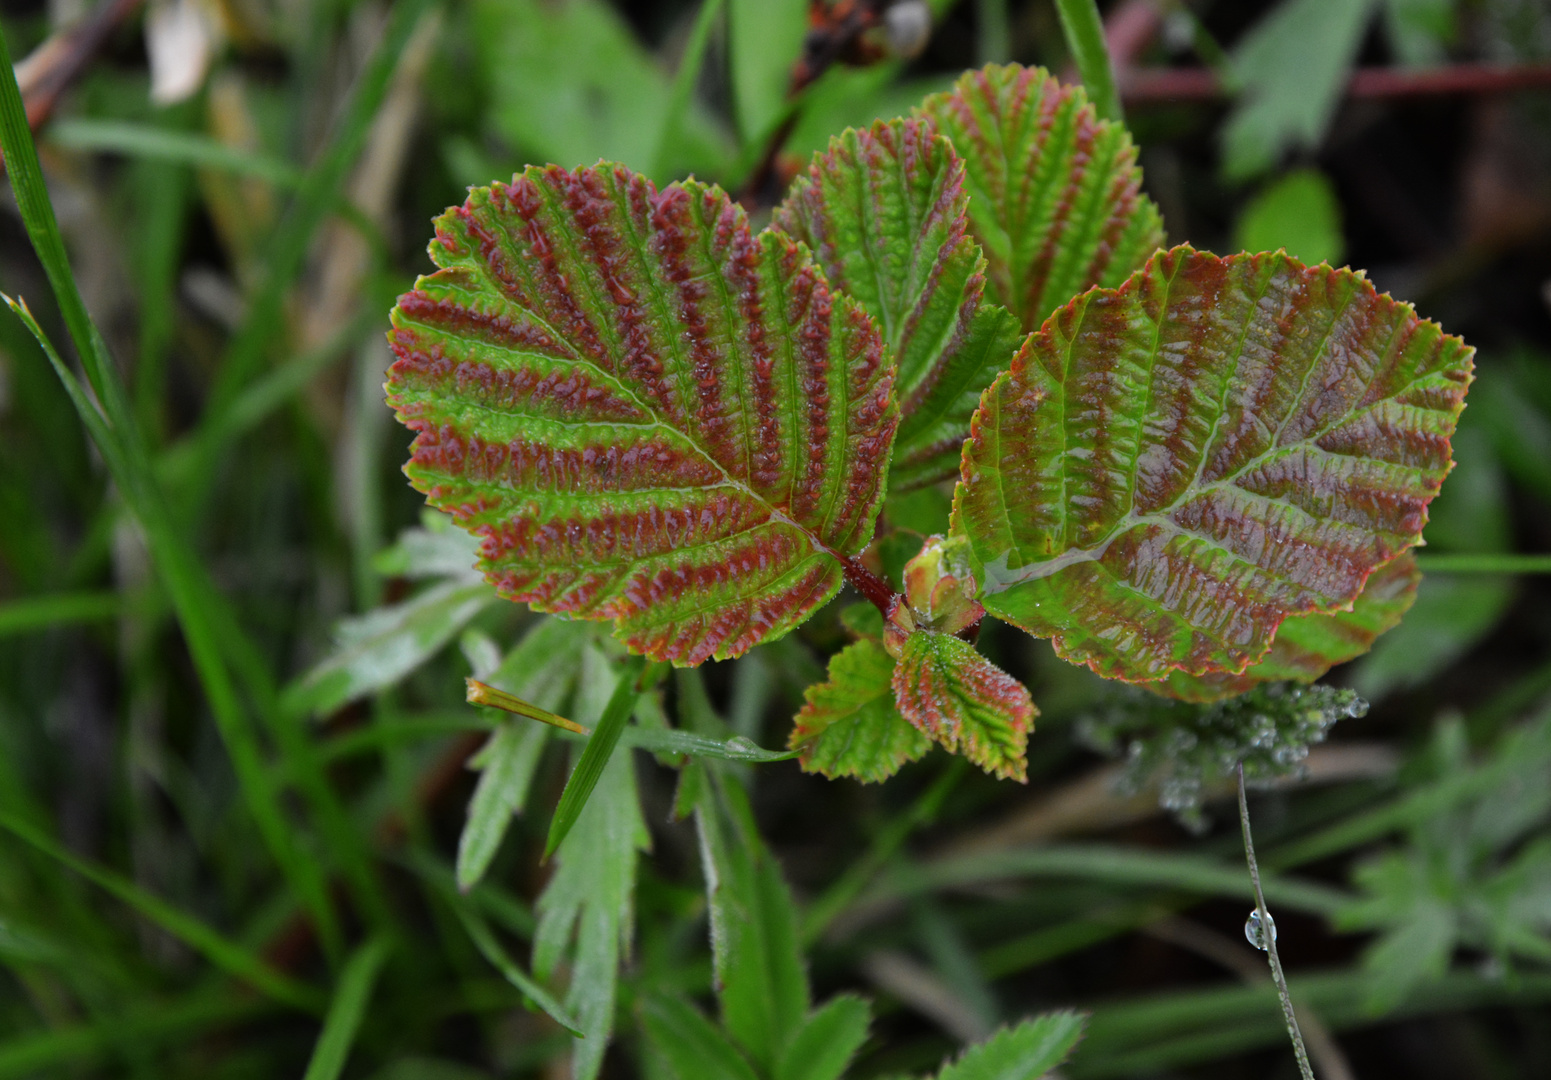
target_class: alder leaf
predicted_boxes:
[790,639,931,783]
[952,246,1473,683]
[1148,551,1421,703]
[772,118,1021,488]
[386,164,897,666]
[916,63,1165,333]
[891,632,1036,782]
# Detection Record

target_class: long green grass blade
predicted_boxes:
[1414,553,1551,573]
[302,938,392,1080]
[652,0,725,180]
[0,812,323,1012]
[544,656,650,859]
[49,118,305,187]
[0,591,121,636]
[0,37,344,958]
[1052,0,1123,122]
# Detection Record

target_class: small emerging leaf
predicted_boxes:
[1149,551,1420,702]
[387,164,897,666]
[917,64,1164,333]
[773,118,1020,488]
[774,996,871,1080]
[952,246,1472,683]
[892,632,1035,782]
[934,1010,1086,1080]
[790,639,931,784]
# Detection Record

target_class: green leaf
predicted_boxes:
[386,164,897,665]
[916,64,1164,333]
[696,772,809,1069]
[892,632,1035,782]
[774,996,872,1080]
[952,246,1473,683]
[772,119,1021,487]
[288,581,496,716]
[1222,0,1378,180]
[623,727,797,763]
[534,647,650,1080]
[934,1011,1086,1080]
[301,939,391,1080]
[373,512,484,579]
[545,654,649,858]
[1148,551,1419,703]
[641,994,761,1080]
[1233,168,1345,267]
[728,0,808,147]
[472,0,730,180]
[458,618,592,891]
[790,639,932,783]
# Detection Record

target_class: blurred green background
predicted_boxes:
[2,0,1551,1077]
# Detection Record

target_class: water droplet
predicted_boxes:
[1244,909,1277,951]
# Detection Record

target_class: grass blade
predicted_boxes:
[49,117,305,187]
[652,0,725,180]
[302,938,393,1080]
[1414,553,1551,573]
[543,656,651,859]
[0,591,121,636]
[1052,0,1123,122]
[0,812,323,1012]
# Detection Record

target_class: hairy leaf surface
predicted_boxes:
[1150,551,1420,703]
[952,247,1472,682]
[790,639,931,783]
[387,164,897,666]
[773,119,1021,487]
[917,64,1165,333]
[892,632,1035,782]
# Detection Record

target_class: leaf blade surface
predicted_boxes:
[789,638,931,783]
[387,164,897,665]
[952,246,1472,682]
[916,64,1164,332]
[891,632,1035,782]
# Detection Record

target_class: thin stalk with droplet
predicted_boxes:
[1238,762,1317,1080]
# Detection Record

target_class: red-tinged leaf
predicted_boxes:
[386,164,898,666]
[773,119,1022,488]
[1149,551,1421,703]
[891,632,1035,782]
[951,246,1473,683]
[790,639,931,784]
[917,64,1165,333]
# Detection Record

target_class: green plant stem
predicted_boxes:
[1414,553,1551,573]
[1237,763,1316,1080]
[1053,0,1123,122]
[0,591,121,635]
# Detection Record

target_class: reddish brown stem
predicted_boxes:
[1119,63,1551,105]
[843,555,901,615]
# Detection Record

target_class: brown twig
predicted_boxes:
[1119,63,1551,105]
[15,0,146,130]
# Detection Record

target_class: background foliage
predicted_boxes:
[1,0,1550,1077]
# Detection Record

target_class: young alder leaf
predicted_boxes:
[892,632,1036,783]
[640,994,760,1080]
[386,163,897,666]
[952,246,1473,683]
[934,1010,1086,1080]
[1147,551,1420,703]
[534,647,650,1080]
[773,995,872,1080]
[695,772,809,1071]
[772,118,1021,488]
[457,618,592,892]
[789,639,931,784]
[916,64,1164,333]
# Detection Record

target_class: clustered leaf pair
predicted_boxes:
[384,64,1473,784]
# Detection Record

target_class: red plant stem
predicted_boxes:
[842,555,900,615]
[1120,63,1551,105]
